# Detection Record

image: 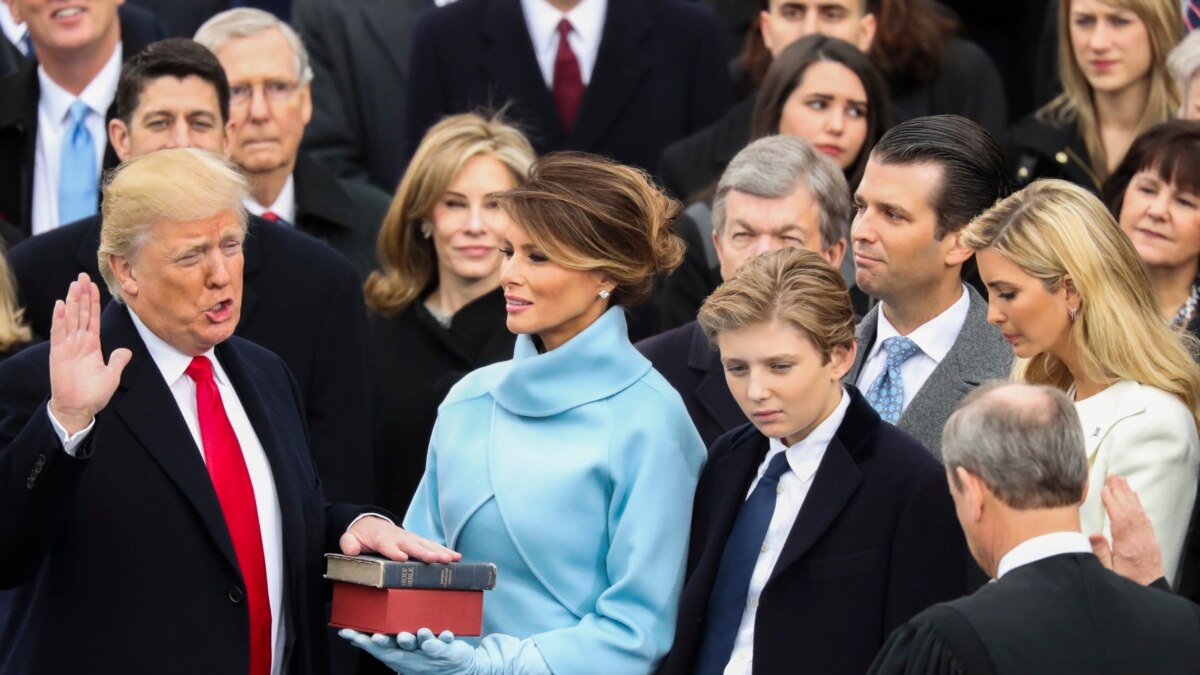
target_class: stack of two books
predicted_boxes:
[326,554,497,636]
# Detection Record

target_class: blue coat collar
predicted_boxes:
[491,307,651,417]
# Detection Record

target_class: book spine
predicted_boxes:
[380,564,496,591]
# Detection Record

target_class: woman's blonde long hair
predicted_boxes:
[364,113,535,316]
[960,179,1200,428]
[0,250,30,352]
[1040,0,1182,183]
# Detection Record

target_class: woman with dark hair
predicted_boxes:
[1103,119,1200,338]
[344,153,707,674]
[1008,0,1183,194]
[751,34,891,192]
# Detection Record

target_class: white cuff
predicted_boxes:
[347,512,395,531]
[47,408,95,457]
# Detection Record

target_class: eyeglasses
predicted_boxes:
[229,80,300,106]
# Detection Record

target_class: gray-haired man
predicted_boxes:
[638,134,851,446]
[869,382,1200,675]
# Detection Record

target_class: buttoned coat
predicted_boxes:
[404,308,707,674]
[845,286,1012,457]
[658,388,969,675]
[0,303,370,675]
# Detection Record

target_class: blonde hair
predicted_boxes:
[697,247,855,361]
[960,179,1200,428]
[1040,0,1183,182]
[98,149,249,302]
[0,247,31,352]
[364,113,535,315]
[499,152,684,307]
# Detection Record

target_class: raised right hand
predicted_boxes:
[47,273,132,435]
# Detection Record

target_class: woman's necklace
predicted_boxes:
[1170,280,1200,333]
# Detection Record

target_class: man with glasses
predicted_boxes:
[194,8,388,278]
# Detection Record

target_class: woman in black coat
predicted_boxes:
[1007,0,1182,194]
[363,113,535,516]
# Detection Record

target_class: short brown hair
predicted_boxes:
[698,247,855,361]
[499,152,684,307]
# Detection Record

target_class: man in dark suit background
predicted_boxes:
[869,382,1200,674]
[638,135,851,447]
[0,0,166,237]
[659,247,967,675]
[195,8,388,278]
[846,116,1012,456]
[293,0,433,192]
[8,38,374,504]
[0,148,457,675]
[402,0,733,177]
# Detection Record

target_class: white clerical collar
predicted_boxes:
[763,388,850,485]
[38,40,122,124]
[127,306,230,388]
[870,284,969,365]
[995,531,1092,579]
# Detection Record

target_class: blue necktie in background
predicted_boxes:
[1188,1,1200,32]
[19,32,34,58]
[693,451,791,675]
[864,336,920,424]
[58,100,98,226]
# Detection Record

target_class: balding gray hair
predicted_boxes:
[942,381,1088,509]
[1168,31,1200,117]
[194,8,313,85]
[712,135,851,250]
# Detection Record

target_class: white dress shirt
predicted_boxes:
[244,175,296,225]
[995,532,1093,580]
[724,389,851,675]
[0,4,29,56]
[856,285,970,413]
[32,43,121,235]
[520,0,606,88]
[49,309,287,675]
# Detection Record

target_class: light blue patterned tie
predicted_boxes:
[865,336,921,424]
[58,100,98,226]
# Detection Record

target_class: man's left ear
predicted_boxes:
[943,232,974,268]
[299,82,313,126]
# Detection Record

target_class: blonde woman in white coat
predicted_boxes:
[962,178,1200,586]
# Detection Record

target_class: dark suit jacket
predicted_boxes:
[0,303,371,675]
[868,553,1200,675]
[403,0,732,175]
[0,7,165,238]
[294,0,433,191]
[636,320,743,448]
[8,214,373,503]
[125,0,228,37]
[657,94,754,204]
[659,388,969,675]
[367,287,514,517]
[1006,113,1099,195]
[293,152,389,279]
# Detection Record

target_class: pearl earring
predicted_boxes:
[598,289,611,300]
[420,222,433,239]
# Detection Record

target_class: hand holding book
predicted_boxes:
[340,627,552,674]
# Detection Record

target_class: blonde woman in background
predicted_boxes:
[0,250,31,361]
[961,178,1200,586]
[364,113,535,516]
[1008,0,1183,193]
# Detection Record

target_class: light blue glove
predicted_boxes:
[340,627,552,675]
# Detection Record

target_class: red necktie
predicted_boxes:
[552,19,584,133]
[186,356,272,675]
[260,211,279,222]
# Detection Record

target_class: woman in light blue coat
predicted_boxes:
[344,153,708,674]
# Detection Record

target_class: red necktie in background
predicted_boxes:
[553,19,584,133]
[186,356,272,675]
[260,211,279,222]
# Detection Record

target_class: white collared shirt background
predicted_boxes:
[520,0,607,88]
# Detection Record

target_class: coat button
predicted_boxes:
[229,587,244,603]
[25,476,35,489]
[1017,167,1030,179]
[34,454,46,468]
[1055,151,1069,164]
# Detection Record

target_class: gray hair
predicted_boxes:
[1168,30,1200,117]
[194,8,313,85]
[941,381,1087,509]
[712,135,851,250]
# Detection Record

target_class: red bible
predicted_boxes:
[328,582,484,636]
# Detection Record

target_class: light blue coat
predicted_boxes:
[404,308,708,674]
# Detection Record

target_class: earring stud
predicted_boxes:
[1068,306,1078,322]
[598,289,611,300]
